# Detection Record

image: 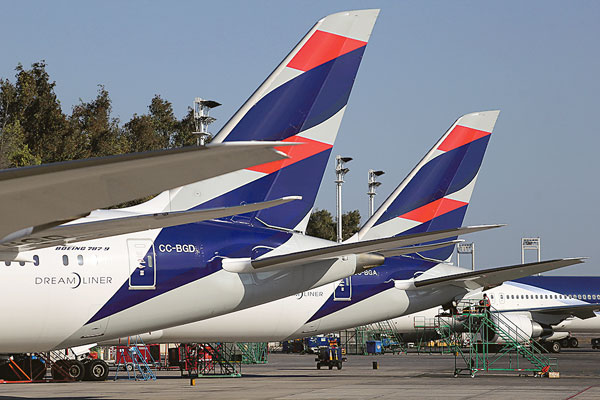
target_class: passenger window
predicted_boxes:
[594,295,597,300]
[521,295,524,299]
[62,255,69,266]
[511,295,515,299]
[490,294,494,299]
[526,295,529,299]
[33,255,39,266]
[77,255,84,266]
[535,295,538,299]
[578,295,582,299]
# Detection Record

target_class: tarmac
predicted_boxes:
[1,349,599,399]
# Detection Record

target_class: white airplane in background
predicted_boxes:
[109,111,583,349]
[0,9,478,382]
[390,275,600,353]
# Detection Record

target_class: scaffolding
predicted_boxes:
[436,299,558,378]
[341,320,405,355]
[236,342,268,364]
[176,343,242,378]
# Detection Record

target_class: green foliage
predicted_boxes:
[0,120,41,168]
[306,209,361,241]
[69,85,126,158]
[0,62,212,170]
[306,209,336,241]
[341,209,361,240]
[0,61,223,208]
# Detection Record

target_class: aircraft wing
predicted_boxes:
[529,303,600,320]
[0,196,301,257]
[0,141,294,243]
[249,225,501,271]
[378,240,463,258]
[413,258,586,290]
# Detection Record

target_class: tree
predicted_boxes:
[69,85,126,158]
[0,120,40,168]
[306,209,336,241]
[341,209,361,240]
[306,209,361,241]
[11,62,74,163]
[148,95,177,148]
[173,108,199,147]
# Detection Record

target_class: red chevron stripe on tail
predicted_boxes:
[246,136,332,174]
[437,125,491,152]
[287,30,367,72]
[399,198,468,223]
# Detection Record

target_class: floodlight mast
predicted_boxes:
[367,169,385,217]
[335,155,352,243]
[193,98,221,146]
[521,237,541,275]
[457,242,475,271]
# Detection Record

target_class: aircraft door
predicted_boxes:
[333,277,352,301]
[128,239,156,290]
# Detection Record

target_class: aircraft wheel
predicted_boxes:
[67,360,85,381]
[550,341,561,353]
[569,337,579,348]
[316,362,321,370]
[86,359,109,381]
[337,362,342,370]
[328,364,333,370]
[560,339,570,348]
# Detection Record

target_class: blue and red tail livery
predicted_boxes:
[135,10,379,233]
[357,111,499,260]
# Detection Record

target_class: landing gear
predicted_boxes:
[559,336,580,349]
[84,359,109,381]
[51,360,85,381]
[569,337,579,348]
[547,341,561,353]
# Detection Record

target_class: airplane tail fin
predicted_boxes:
[355,110,500,261]
[141,10,379,232]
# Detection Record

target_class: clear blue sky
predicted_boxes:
[2,1,598,274]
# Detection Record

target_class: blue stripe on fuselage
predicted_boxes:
[87,221,292,323]
[514,276,600,298]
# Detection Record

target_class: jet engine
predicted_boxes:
[488,313,551,343]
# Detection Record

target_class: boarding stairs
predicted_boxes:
[435,299,557,377]
[114,345,156,381]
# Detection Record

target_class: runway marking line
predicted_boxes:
[566,385,596,399]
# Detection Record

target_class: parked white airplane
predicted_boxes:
[1,10,493,382]
[390,275,600,353]
[0,10,392,356]
[109,111,583,348]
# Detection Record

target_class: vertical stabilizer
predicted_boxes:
[356,110,500,260]
[140,10,379,232]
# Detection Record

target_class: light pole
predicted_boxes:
[457,242,475,271]
[367,169,385,217]
[193,98,221,146]
[335,155,352,243]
